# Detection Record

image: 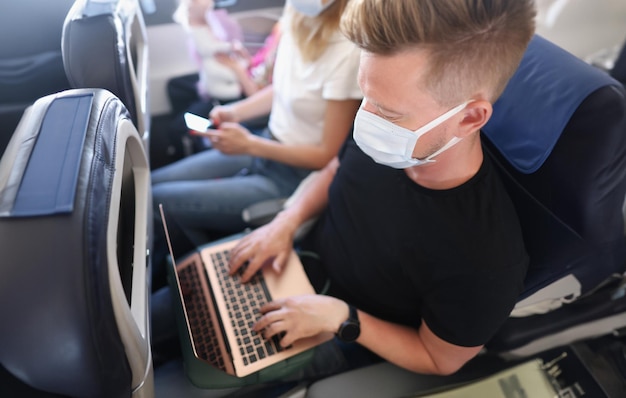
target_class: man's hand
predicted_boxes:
[229,212,300,282]
[254,295,349,347]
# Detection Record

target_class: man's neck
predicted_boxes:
[403,137,484,190]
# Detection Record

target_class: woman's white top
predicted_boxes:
[268,15,363,145]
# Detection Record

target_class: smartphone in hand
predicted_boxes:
[184,112,214,133]
[184,112,215,149]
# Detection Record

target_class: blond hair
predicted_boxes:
[341,0,536,105]
[288,0,351,63]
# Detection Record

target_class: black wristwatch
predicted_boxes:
[337,305,360,342]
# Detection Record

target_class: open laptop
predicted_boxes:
[159,204,329,377]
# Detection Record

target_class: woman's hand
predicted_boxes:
[209,105,239,124]
[205,122,254,155]
[231,40,251,62]
[254,295,349,348]
[214,53,244,72]
[229,212,300,282]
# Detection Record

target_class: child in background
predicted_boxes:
[213,21,281,99]
[165,0,281,160]
[173,0,242,101]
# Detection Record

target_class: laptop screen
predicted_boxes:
[158,204,200,264]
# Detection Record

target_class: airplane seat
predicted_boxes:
[242,170,322,242]
[482,34,626,357]
[0,89,154,398]
[304,34,626,396]
[0,0,74,158]
[62,0,151,155]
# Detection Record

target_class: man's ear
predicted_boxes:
[457,100,492,138]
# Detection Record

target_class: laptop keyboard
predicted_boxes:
[177,262,227,371]
[210,249,288,367]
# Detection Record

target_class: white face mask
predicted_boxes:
[353,101,471,169]
[288,0,334,17]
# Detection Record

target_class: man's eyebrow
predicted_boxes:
[368,99,403,117]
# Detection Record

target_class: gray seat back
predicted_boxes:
[0,0,74,158]
[62,0,151,153]
[0,89,153,398]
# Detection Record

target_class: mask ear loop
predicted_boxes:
[418,136,464,162]
[408,100,474,161]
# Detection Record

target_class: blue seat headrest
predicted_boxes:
[483,35,622,174]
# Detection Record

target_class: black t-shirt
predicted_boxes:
[301,138,529,347]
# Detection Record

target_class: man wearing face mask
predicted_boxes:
[229,0,535,379]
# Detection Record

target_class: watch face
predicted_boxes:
[339,322,360,342]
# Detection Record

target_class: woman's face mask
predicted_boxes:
[353,101,471,169]
[288,0,335,17]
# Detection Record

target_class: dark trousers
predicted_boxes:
[165,74,217,159]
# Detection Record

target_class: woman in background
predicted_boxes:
[151,0,362,289]
[164,0,282,158]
